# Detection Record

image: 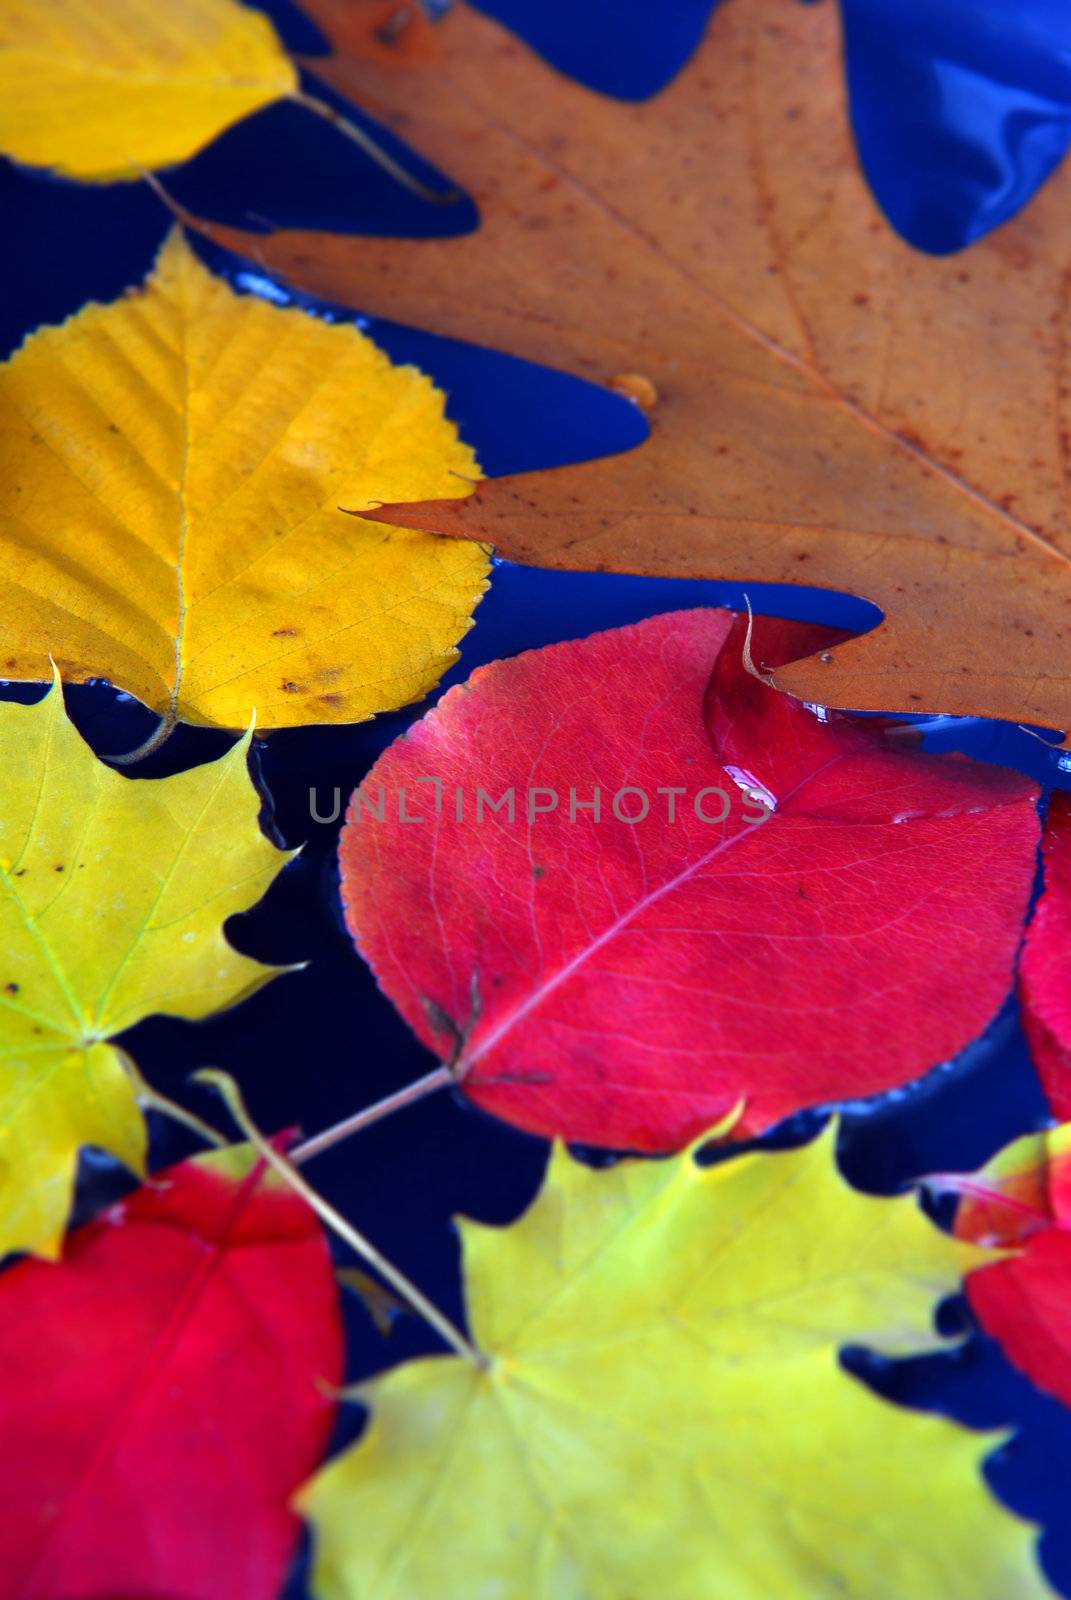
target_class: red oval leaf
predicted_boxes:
[0,1149,343,1600]
[340,609,1039,1150]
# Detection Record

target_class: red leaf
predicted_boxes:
[1020,792,1071,1118]
[339,608,1039,1151]
[954,1126,1071,1409]
[968,1230,1071,1408]
[0,1149,343,1600]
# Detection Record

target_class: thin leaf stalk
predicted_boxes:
[196,1069,487,1369]
[288,1065,454,1164]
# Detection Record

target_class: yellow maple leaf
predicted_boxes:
[0,227,488,732]
[0,677,290,1260]
[300,1125,1051,1600]
[0,0,297,180]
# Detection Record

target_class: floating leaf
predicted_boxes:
[0,0,297,180]
[301,1123,1048,1600]
[0,227,488,731]
[0,677,289,1259]
[950,1122,1071,1410]
[339,608,1039,1151]
[237,0,1071,736]
[1020,793,1071,1117]
[940,1122,1071,1248]
[0,1144,343,1599]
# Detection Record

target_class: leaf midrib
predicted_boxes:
[462,749,847,1075]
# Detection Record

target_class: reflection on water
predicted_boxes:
[843,0,1071,251]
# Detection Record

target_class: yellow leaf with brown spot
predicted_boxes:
[0,0,296,180]
[0,228,488,729]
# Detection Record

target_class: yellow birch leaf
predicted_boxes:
[0,0,297,180]
[301,1125,1052,1600]
[0,227,488,731]
[0,677,290,1260]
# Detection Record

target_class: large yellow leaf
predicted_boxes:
[0,678,290,1260]
[301,1125,1051,1600]
[0,228,488,731]
[0,0,297,180]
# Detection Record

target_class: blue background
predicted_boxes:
[5,0,1071,1591]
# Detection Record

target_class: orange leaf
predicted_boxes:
[213,0,1071,736]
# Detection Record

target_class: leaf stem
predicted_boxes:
[196,1069,487,1369]
[107,710,178,766]
[289,88,460,205]
[289,1064,454,1164]
[119,1051,229,1148]
[919,1172,1050,1229]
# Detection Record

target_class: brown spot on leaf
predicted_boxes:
[374,5,414,48]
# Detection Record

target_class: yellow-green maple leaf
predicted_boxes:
[0,0,296,180]
[0,228,489,730]
[0,678,289,1259]
[301,1125,1051,1600]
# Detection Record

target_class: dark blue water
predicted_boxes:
[5,1,1071,1593]
[842,0,1071,252]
